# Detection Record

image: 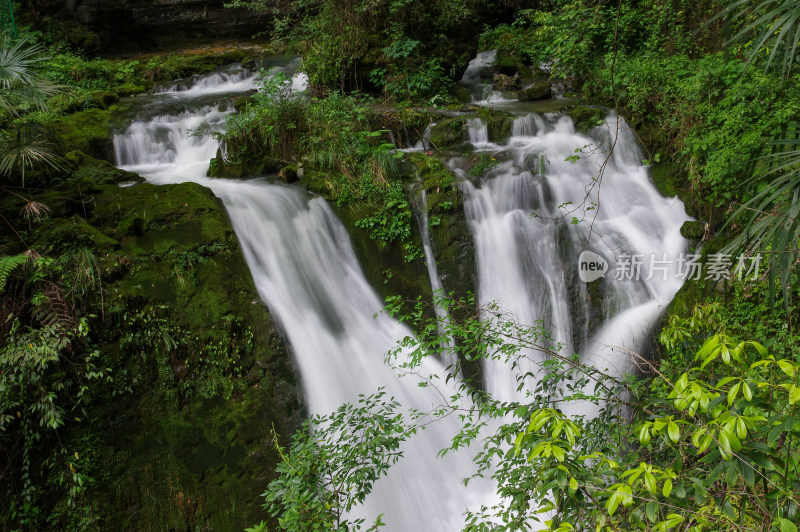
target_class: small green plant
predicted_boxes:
[355,182,413,247]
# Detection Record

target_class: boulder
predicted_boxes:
[516,80,552,101]
[491,73,522,91]
[278,166,298,183]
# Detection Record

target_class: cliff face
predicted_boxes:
[63,0,271,52]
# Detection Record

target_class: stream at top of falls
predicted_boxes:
[113,56,689,529]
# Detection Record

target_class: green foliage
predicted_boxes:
[0,250,108,529]
[229,0,474,100]
[264,390,412,530]
[355,182,412,247]
[0,253,25,292]
[259,295,800,531]
[0,36,59,114]
[722,0,800,79]
[0,38,64,187]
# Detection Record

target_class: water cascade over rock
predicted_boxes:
[113,61,490,531]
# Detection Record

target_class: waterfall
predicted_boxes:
[110,55,690,528]
[413,122,434,151]
[459,112,688,405]
[458,50,495,101]
[467,118,490,149]
[113,65,491,531]
[410,186,458,370]
[156,67,256,95]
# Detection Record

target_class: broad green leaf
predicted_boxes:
[667,422,680,443]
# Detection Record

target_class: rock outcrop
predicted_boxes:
[63,0,273,52]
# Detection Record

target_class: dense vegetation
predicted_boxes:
[1,0,799,530]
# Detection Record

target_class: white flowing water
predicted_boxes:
[467,118,491,149]
[410,186,458,370]
[458,113,689,407]
[458,50,496,101]
[111,53,689,527]
[113,65,490,531]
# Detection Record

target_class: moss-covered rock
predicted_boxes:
[476,109,514,143]
[565,106,606,132]
[492,73,522,91]
[53,108,117,161]
[1,178,303,530]
[234,96,253,112]
[91,90,120,110]
[64,151,144,186]
[681,220,707,241]
[649,162,681,198]
[278,165,298,183]
[429,116,467,149]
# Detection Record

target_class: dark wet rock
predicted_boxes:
[517,80,553,101]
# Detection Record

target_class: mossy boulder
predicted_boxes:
[565,106,606,132]
[648,162,681,198]
[234,96,253,112]
[429,117,467,149]
[681,220,707,241]
[53,108,117,161]
[35,215,120,253]
[116,83,148,97]
[517,80,553,101]
[493,53,523,76]
[279,165,298,183]
[91,90,120,110]
[64,151,144,186]
[476,109,514,143]
[451,84,473,103]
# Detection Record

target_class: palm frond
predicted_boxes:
[0,37,61,114]
[20,200,50,224]
[0,37,48,90]
[722,135,800,309]
[0,124,65,187]
[15,77,61,112]
[719,0,800,78]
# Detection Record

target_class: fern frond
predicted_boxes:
[0,254,26,293]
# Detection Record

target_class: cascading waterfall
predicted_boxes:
[156,67,256,95]
[467,118,491,149]
[458,50,496,101]
[458,113,688,406]
[110,52,690,528]
[410,186,457,369]
[113,65,490,531]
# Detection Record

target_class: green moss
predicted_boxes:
[649,162,680,198]
[53,109,115,160]
[565,106,606,132]
[429,116,466,149]
[116,83,148,97]
[476,109,514,143]
[36,216,120,253]
[64,151,143,186]
[32,179,303,529]
[409,153,475,299]
[517,80,553,101]
[90,90,120,110]
[680,220,706,241]
[234,96,253,112]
